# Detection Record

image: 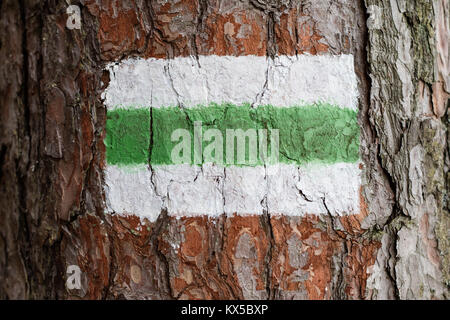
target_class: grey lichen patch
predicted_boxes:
[363,227,385,242]
[423,123,445,193]
[287,234,308,270]
[435,208,450,287]
[234,232,267,300]
[405,0,436,84]
[422,119,449,287]
[249,0,293,12]
[390,215,414,233]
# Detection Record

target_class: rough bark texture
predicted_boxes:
[0,0,448,299]
[364,0,449,299]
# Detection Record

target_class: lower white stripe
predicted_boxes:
[104,163,361,221]
[104,165,162,221]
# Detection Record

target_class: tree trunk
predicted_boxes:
[0,0,448,299]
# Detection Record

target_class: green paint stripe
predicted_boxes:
[106,108,150,166]
[105,103,359,166]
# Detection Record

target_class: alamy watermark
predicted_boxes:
[171,121,280,174]
[66,264,82,290]
[66,5,81,30]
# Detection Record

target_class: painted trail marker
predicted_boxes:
[103,54,361,222]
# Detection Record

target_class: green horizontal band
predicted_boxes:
[105,103,359,166]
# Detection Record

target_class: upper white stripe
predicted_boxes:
[103,54,358,110]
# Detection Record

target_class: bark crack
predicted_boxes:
[149,209,174,299]
[261,164,275,299]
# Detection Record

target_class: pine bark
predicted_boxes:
[0,0,448,299]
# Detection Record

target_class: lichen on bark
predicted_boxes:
[364,0,449,298]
